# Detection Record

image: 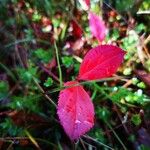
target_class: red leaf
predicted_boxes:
[78,45,125,80]
[89,12,107,41]
[71,20,83,38]
[57,81,94,140]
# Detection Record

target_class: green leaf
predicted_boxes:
[123,68,132,75]
[44,77,53,87]
[61,56,74,68]
[32,11,41,22]
[131,114,141,126]
[112,29,120,40]
[18,66,38,84]
[137,82,146,89]
[0,81,8,93]
[135,24,146,33]
[34,48,53,63]
[128,134,136,142]
[0,81,9,100]
[0,118,23,136]
[132,77,139,85]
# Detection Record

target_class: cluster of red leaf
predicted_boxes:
[57,1,125,140]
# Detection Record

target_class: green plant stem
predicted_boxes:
[105,122,128,150]
[46,76,127,94]
[24,130,41,150]
[54,42,63,87]
[83,135,114,150]
[94,83,112,100]
[91,89,97,100]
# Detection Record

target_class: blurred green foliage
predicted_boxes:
[131,114,141,126]
[0,118,23,136]
[34,48,53,63]
[0,81,9,100]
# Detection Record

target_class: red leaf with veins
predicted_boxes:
[57,81,94,140]
[89,12,107,41]
[78,45,125,80]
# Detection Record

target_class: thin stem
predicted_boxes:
[24,130,41,150]
[83,135,114,150]
[33,77,57,107]
[38,63,60,83]
[80,139,97,150]
[0,62,17,81]
[79,138,87,150]
[54,42,63,87]
[46,76,127,94]
[105,122,128,150]
[94,83,112,100]
[0,137,57,148]
[5,38,32,48]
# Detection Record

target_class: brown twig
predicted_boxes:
[113,105,129,135]
[38,63,60,83]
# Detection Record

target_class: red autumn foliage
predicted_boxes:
[57,81,94,140]
[78,45,125,80]
[57,44,125,140]
[57,10,125,140]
